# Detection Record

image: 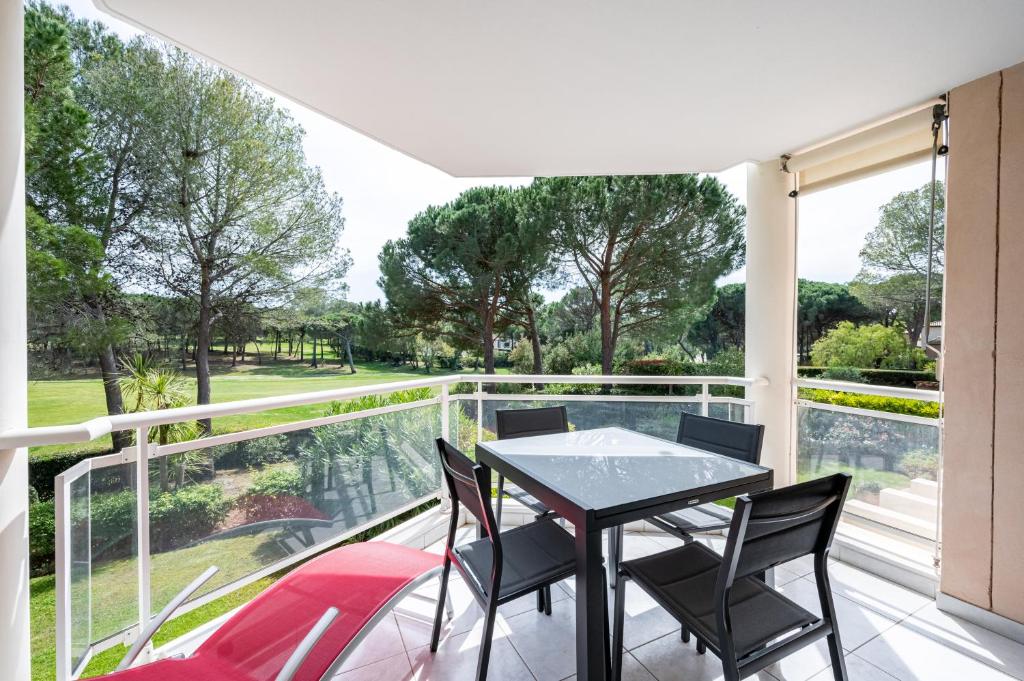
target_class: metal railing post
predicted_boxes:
[476,381,483,444]
[54,471,73,681]
[700,382,710,416]
[439,383,451,512]
[135,427,152,659]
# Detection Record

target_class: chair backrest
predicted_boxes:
[435,437,498,538]
[720,473,852,583]
[495,406,569,440]
[676,412,765,465]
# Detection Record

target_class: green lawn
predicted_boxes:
[29,359,502,459]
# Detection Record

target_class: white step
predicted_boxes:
[879,487,938,522]
[910,478,939,500]
[845,499,937,541]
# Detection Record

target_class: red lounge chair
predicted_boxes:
[97,542,443,681]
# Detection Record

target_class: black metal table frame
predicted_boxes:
[475,435,773,681]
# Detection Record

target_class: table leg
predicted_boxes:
[575,525,608,681]
[476,461,492,540]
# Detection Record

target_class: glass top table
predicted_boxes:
[475,426,773,681]
[476,426,772,524]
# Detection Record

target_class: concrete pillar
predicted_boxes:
[745,161,798,486]
[0,0,31,679]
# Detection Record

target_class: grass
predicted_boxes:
[29,359,505,459]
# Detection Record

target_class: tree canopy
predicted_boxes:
[522,174,745,374]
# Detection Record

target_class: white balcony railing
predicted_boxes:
[0,373,942,680]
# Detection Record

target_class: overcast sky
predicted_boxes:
[63,0,942,303]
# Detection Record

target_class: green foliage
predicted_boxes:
[237,434,289,469]
[246,466,304,498]
[543,330,602,375]
[899,450,939,481]
[820,366,864,383]
[810,321,928,370]
[798,366,936,387]
[380,185,554,373]
[687,282,746,358]
[523,174,745,373]
[800,389,940,419]
[508,341,535,374]
[149,484,231,551]
[29,499,56,575]
[796,280,873,362]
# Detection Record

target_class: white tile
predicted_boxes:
[805,653,898,681]
[825,562,932,622]
[629,632,777,681]
[779,577,899,651]
[856,621,1020,681]
[559,651,658,681]
[903,603,1024,680]
[557,577,684,651]
[340,614,407,672]
[406,627,535,681]
[394,575,523,649]
[502,602,582,681]
[761,638,837,681]
[334,651,414,681]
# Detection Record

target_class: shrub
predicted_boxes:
[29,499,55,576]
[150,484,230,552]
[237,434,289,469]
[247,466,304,498]
[798,366,936,387]
[508,341,535,374]
[810,322,928,370]
[545,364,604,395]
[820,366,863,383]
[899,450,939,480]
[237,466,321,523]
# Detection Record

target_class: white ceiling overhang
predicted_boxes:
[94,0,1024,177]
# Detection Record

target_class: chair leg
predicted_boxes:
[680,626,690,643]
[608,526,623,589]
[611,574,627,681]
[495,474,505,526]
[475,596,499,681]
[543,585,552,616]
[696,639,706,655]
[827,633,848,680]
[430,557,452,652]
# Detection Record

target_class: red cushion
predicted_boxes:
[101,542,440,681]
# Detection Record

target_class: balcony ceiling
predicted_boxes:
[94,0,1024,177]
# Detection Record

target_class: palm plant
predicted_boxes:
[120,353,199,491]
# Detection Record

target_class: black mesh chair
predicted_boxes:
[612,473,853,681]
[432,437,593,681]
[647,413,766,541]
[493,406,570,613]
[493,405,568,524]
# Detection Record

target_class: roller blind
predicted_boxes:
[784,105,941,194]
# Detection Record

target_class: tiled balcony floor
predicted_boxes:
[336,529,1024,681]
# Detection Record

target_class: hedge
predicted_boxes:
[799,388,940,419]
[29,449,99,501]
[798,366,936,387]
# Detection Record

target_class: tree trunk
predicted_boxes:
[481,305,497,388]
[345,338,356,373]
[299,331,305,360]
[598,278,615,376]
[97,343,131,452]
[195,278,213,435]
[525,302,544,375]
[287,332,293,357]
[310,335,318,368]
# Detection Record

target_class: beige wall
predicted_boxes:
[942,61,1024,624]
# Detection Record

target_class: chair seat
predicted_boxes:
[454,518,576,602]
[504,483,551,517]
[654,502,734,534]
[620,542,818,658]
